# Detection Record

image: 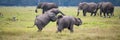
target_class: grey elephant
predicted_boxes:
[56,15,82,33]
[34,8,65,31]
[97,2,114,18]
[35,2,58,13]
[77,2,98,16]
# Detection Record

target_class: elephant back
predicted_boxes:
[45,3,58,10]
[87,2,97,12]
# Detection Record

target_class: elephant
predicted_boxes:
[56,15,82,33]
[77,2,98,16]
[97,2,114,18]
[34,8,65,32]
[35,2,58,13]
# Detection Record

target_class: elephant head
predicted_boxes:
[74,18,82,26]
[77,2,88,16]
[35,2,45,13]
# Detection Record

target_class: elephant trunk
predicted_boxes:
[35,8,38,13]
[35,6,40,13]
[95,8,99,13]
[59,11,65,16]
[77,9,80,16]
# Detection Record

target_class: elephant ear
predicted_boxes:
[38,2,47,9]
[37,3,42,8]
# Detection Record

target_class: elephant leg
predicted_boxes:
[77,9,80,16]
[100,10,102,17]
[83,10,86,16]
[36,24,43,32]
[111,12,114,17]
[68,25,74,33]
[42,9,44,14]
[103,12,106,18]
[111,8,114,16]
[110,13,113,16]
[56,25,63,33]
[42,9,47,14]
[91,13,93,16]
[107,13,111,18]
[35,9,37,13]
[94,12,96,16]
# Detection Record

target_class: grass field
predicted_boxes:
[0,6,120,40]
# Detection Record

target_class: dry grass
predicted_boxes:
[0,6,120,40]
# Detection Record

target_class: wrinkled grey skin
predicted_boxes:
[34,8,65,32]
[77,2,98,16]
[35,2,58,13]
[56,15,82,33]
[97,2,114,18]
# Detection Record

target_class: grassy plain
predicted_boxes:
[0,6,120,40]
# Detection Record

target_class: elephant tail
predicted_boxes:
[27,24,35,28]
[27,15,38,28]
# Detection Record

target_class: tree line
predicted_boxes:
[0,0,120,6]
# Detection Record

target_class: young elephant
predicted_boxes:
[34,8,65,32]
[35,2,58,13]
[97,2,114,18]
[77,2,98,16]
[56,15,82,33]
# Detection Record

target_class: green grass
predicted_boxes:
[0,6,120,40]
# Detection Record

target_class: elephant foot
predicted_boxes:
[119,16,120,19]
[56,31,61,33]
[90,15,92,16]
[93,15,96,16]
[77,14,79,16]
[83,15,86,16]
[70,31,73,33]
[70,32,73,33]
[103,16,106,18]
[108,16,111,18]
[83,14,86,16]
[56,31,59,33]
[94,14,96,16]
[37,30,42,32]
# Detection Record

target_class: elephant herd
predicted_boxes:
[77,2,114,18]
[32,2,114,33]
